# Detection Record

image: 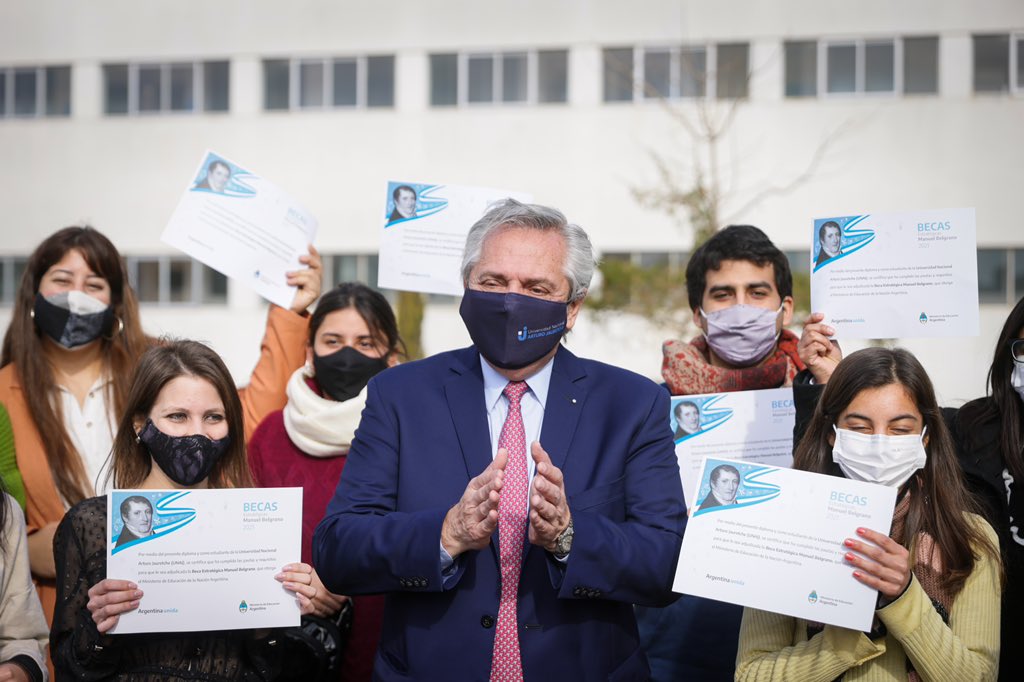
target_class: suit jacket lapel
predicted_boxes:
[539,346,588,472]
[443,347,493,481]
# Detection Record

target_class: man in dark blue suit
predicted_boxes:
[314,199,686,681]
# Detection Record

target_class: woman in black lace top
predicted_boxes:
[51,341,329,681]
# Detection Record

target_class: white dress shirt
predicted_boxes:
[58,376,116,502]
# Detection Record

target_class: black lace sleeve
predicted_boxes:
[50,496,123,680]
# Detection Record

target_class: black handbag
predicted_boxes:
[278,600,354,680]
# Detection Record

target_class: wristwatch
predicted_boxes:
[551,518,574,559]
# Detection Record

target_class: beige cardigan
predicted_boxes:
[0,493,48,680]
[736,514,1001,682]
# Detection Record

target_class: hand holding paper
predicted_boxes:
[844,527,912,603]
[798,312,842,384]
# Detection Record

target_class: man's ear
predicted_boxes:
[781,296,795,327]
[565,292,586,332]
[692,308,705,332]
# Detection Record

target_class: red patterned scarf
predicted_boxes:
[661,329,805,395]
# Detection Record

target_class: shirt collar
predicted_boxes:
[479,354,554,411]
[56,374,111,396]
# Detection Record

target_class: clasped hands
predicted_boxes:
[441,442,571,558]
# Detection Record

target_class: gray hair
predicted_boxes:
[460,198,596,302]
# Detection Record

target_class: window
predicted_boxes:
[972,34,1024,93]
[0,257,28,304]
[322,254,385,294]
[262,56,394,110]
[903,37,939,94]
[784,250,812,275]
[1015,250,1024,300]
[786,37,938,97]
[126,257,228,304]
[785,41,817,97]
[0,65,71,118]
[977,249,1008,304]
[431,49,568,106]
[603,44,746,102]
[103,61,230,115]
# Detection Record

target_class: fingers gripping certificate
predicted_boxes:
[810,208,979,339]
[673,458,896,631]
[107,488,302,634]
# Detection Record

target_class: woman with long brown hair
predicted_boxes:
[0,226,319,630]
[51,340,322,680]
[736,347,1001,681]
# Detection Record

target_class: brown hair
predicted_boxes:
[0,227,148,504]
[110,340,251,489]
[793,347,1000,596]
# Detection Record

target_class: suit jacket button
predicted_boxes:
[481,615,495,628]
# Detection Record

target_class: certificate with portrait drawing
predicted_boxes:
[377,180,531,296]
[673,458,896,631]
[107,488,302,634]
[162,150,318,309]
[671,388,795,509]
[810,208,978,339]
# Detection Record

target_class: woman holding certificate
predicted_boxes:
[0,226,319,632]
[736,347,1001,681]
[248,283,404,682]
[51,340,322,680]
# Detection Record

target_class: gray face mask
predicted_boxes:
[699,303,783,367]
[32,290,115,349]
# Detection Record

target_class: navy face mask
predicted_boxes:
[138,419,231,487]
[459,289,567,370]
[313,346,390,402]
[33,291,115,349]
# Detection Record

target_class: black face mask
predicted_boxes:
[33,291,115,349]
[313,346,390,402]
[459,289,567,370]
[138,419,231,487]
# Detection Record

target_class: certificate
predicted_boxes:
[162,151,318,309]
[810,209,978,339]
[107,488,302,634]
[673,458,897,631]
[671,388,795,508]
[377,180,532,296]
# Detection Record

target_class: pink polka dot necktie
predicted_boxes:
[490,381,529,682]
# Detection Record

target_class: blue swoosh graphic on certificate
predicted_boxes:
[112,491,198,555]
[674,394,733,444]
[813,215,876,273]
[385,184,450,227]
[693,465,781,517]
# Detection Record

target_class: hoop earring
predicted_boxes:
[105,316,124,340]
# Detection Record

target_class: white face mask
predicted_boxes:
[831,425,927,489]
[1011,364,1024,404]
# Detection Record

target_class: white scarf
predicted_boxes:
[282,367,368,458]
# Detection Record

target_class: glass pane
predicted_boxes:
[679,47,706,97]
[0,72,6,116]
[168,259,192,303]
[973,34,1009,93]
[638,252,669,268]
[104,64,129,114]
[1017,36,1024,89]
[335,255,359,284]
[333,59,357,106]
[716,43,749,98]
[784,250,811,275]
[537,50,568,103]
[0,260,6,302]
[299,61,325,108]
[203,61,229,111]
[44,66,71,116]
[135,260,160,303]
[903,37,938,94]
[367,55,394,107]
[1015,250,1024,300]
[603,48,633,102]
[501,53,528,103]
[643,50,671,98]
[429,53,458,106]
[827,44,856,93]
[263,59,290,110]
[864,41,894,92]
[785,41,817,97]
[138,65,162,112]
[169,63,194,111]
[365,255,379,288]
[13,68,37,115]
[12,259,26,295]
[978,249,1007,304]
[467,55,494,103]
[201,265,228,303]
